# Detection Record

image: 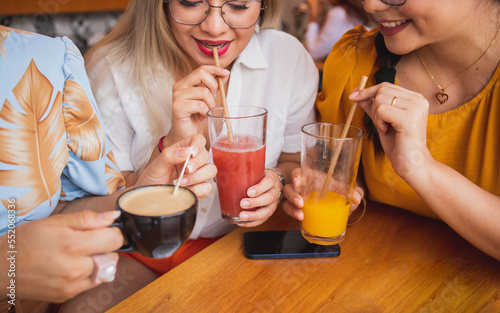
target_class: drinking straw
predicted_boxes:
[212,48,234,142]
[173,147,194,196]
[319,75,368,199]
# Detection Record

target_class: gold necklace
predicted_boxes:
[417,27,500,105]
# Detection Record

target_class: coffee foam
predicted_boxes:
[119,186,195,217]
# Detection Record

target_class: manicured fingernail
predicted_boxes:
[240,213,250,220]
[176,147,194,157]
[222,69,230,75]
[295,197,303,208]
[241,200,250,208]
[99,210,121,220]
[293,177,298,186]
[349,91,359,99]
[247,189,256,196]
[173,178,188,186]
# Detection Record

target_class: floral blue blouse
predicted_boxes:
[0,26,125,235]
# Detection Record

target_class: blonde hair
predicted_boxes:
[85,0,282,169]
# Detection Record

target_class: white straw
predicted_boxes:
[173,147,194,196]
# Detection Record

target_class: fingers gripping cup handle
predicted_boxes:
[110,214,136,253]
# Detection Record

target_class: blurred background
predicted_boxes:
[0,0,308,54]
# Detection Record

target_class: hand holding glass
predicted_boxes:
[300,123,364,245]
[208,106,267,224]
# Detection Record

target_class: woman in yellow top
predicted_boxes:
[283,0,500,261]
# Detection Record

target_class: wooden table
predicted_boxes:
[108,201,500,312]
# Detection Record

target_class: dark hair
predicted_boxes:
[363,31,401,157]
[338,0,373,26]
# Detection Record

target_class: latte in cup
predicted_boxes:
[119,185,195,217]
[113,184,197,258]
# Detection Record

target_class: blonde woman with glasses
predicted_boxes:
[84,0,318,290]
[283,0,500,261]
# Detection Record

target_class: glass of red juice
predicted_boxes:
[207,106,267,224]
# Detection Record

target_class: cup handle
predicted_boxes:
[110,214,136,253]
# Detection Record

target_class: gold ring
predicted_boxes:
[272,186,282,200]
[390,96,397,107]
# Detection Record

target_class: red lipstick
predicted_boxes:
[195,39,231,56]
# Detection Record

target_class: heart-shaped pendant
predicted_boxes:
[436,91,449,105]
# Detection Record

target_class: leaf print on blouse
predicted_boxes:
[105,151,126,194]
[0,60,68,215]
[63,80,106,161]
[0,26,10,59]
[0,26,33,59]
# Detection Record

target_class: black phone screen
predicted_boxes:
[243,230,340,259]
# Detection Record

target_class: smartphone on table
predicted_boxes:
[243,230,340,259]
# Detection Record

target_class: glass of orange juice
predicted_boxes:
[300,123,364,245]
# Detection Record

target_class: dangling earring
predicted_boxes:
[254,21,260,34]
